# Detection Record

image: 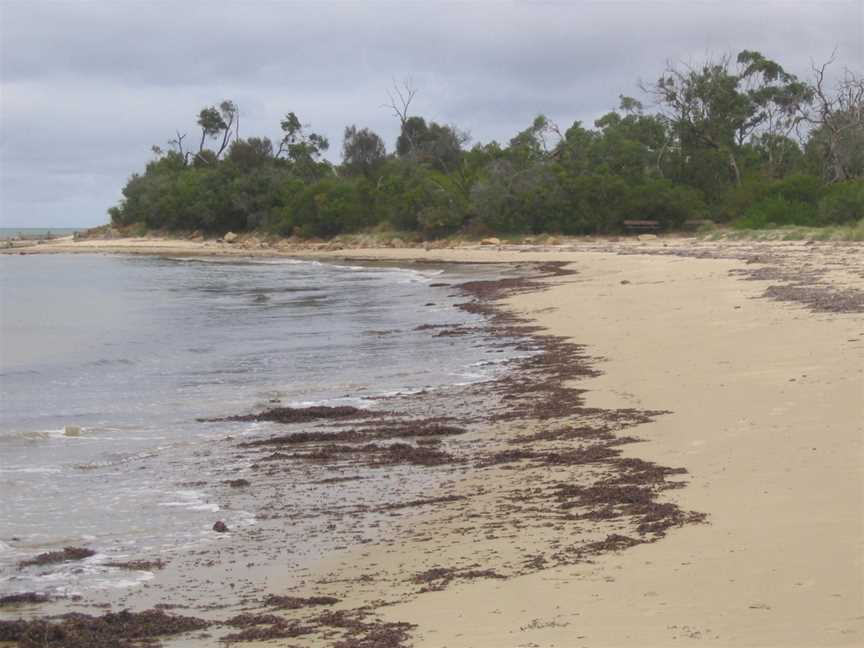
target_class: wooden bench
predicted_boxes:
[622,219,660,234]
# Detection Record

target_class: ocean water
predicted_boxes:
[0,228,84,240]
[0,254,506,597]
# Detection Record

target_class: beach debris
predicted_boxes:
[480,237,501,245]
[212,521,229,533]
[224,478,251,487]
[222,620,314,642]
[64,425,82,437]
[19,547,95,568]
[104,559,167,571]
[410,566,506,592]
[224,613,285,627]
[202,404,379,424]
[0,592,50,607]
[223,231,238,243]
[580,534,643,554]
[0,608,210,648]
[374,494,466,512]
[315,609,416,648]
[283,442,458,467]
[240,420,466,448]
[264,594,339,610]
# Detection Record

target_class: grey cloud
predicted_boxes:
[1,0,861,227]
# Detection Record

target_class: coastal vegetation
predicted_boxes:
[108,51,864,238]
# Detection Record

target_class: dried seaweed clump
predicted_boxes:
[202,405,378,424]
[410,566,507,592]
[0,609,210,648]
[19,547,95,568]
[316,609,417,648]
[0,592,50,607]
[264,594,340,610]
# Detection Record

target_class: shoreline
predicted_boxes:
[4,258,703,645]
[2,239,863,646]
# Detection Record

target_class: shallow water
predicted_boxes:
[0,254,507,596]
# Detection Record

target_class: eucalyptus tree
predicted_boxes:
[195,100,238,162]
[342,125,386,177]
[592,97,670,180]
[276,112,330,179]
[647,51,811,188]
[804,56,864,182]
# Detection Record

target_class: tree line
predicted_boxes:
[109,51,864,238]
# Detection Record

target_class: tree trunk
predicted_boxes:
[728,151,742,187]
[655,139,669,178]
[828,132,848,183]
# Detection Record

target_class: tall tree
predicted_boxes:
[276,112,330,179]
[195,100,238,162]
[385,78,419,154]
[342,126,386,177]
[804,55,864,182]
[647,51,810,187]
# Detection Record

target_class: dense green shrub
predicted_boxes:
[735,195,818,229]
[770,174,823,206]
[817,181,864,225]
[288,179,372,238]
[619,179,706,230]
[712,179,772,222]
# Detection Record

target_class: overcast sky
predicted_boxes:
[1,0,862,228]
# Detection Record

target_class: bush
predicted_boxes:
[817,181,864,225]
[558,173,628,234]
[417,205,463,238]
[620,179,706,230]
[289,179,371,238]
[735,195,818,229]
[771,174,823,205]
[713,180,772,222]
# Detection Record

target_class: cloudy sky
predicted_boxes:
[1,0,862,228]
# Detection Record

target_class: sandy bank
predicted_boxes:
[342,245,863,647]
[296,242,863,646]
[4,236,862,646]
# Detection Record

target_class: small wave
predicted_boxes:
[0,465,62,474]
[15,551,156,592]
[468,358,510,367]
[371,386,429,400]
[0,429,55,443]
[75,448,160,470]
[86,358,135,368]
[286,396,376,409]
[158,489,219,513]
[93,571,155,589]
[164,257,323,267]
[0,426,108,444]
[0,368,42,378]
[160,502,220,512]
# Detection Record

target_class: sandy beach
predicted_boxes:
[2,235,862,647]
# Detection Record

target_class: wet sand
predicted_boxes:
[3,236,863,646]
